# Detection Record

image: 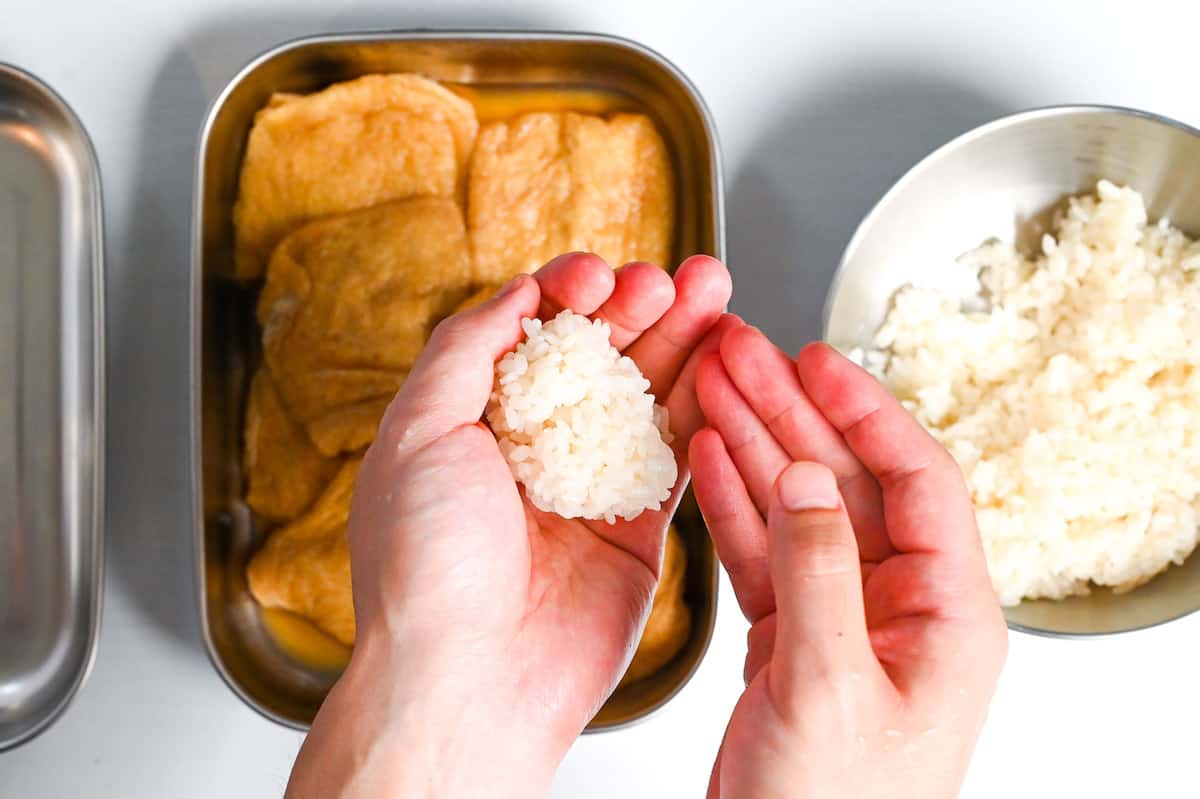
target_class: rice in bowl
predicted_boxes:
[856,181,1200,606]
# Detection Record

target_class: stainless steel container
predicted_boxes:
[192,31,724,730]
[825,105,1200,636]
[0,64,105,751]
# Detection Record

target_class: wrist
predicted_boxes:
[289,631,564,799]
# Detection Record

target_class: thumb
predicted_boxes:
[768,462,873,679]
[379,273,540,453]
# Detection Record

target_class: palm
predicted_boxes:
[726,555,958,696]
[520,511,658,722]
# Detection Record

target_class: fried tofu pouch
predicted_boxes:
[258,197,473,455]
[246,459,361,646]
[243,367,340,520]
[619,524,691,688]
[233,74,478,279]
[468,111,674,284]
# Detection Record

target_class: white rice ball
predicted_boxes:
[487,310,677,523]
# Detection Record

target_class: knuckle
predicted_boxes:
[726,552,770,584]
[937,449,969,487]
[792,521,858,577]
[431,313,468,343]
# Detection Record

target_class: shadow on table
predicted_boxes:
[727,66,1015,352]
[106,3,567,652]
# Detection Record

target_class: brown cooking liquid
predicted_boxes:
[447,84,640,122]
[256,84,645,673]
[261,607,351,672]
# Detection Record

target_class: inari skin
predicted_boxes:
[243,367,341,521]
[619,525,691,688]
[233,74,478,279]
[257,197,473,456]
[245,473,692,678]
[239,83,688,677]
[469,111,675,283]
[246,459,361,647]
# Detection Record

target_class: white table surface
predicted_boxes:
[4,1,1200,796]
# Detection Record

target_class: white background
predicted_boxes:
[3,1,1199,796]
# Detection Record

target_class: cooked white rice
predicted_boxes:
[856,181,1200,606]
[487,310,677,523]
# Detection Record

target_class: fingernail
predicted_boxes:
[777,462,840,511]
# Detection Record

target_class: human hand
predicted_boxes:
[286,253,733,798]
[690,329,1007,799]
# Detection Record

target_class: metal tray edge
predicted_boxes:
[190,28,726,732]
[0,62,106,753]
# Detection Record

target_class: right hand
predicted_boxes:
[287,253,734,799]
[690,328,1007,799]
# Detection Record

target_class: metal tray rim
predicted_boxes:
[0,61,106,752]
[190,28,725,733]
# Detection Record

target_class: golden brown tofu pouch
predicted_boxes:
[246,459,362,647]
[258,197,473,455]
[468,111,674,284]
[243,368,341,521]
[233,74,478,279]
[619,524,691,687]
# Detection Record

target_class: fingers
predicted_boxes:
[744,613,777,685]
[593,261,676,351]
[695,354,790,512]
[863,552,970,626]
[593,316,743,572]
[768,462,873,679]
[380,274,539,453]
[534,255,730,573]
[860,552,1003,690]
[665,314,745,467]
[795,344,1004,698]
[625,255,733,401]
[795,343,981,564]
[689,428,774,622]
[533,252,615,318]
[589,255,734,564]
[719,326,894,562]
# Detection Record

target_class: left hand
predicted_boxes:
[286,253,734,798]
[690,329,1007,799]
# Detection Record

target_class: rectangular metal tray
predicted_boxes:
[0,64,105,751]
[191,30,724,732]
